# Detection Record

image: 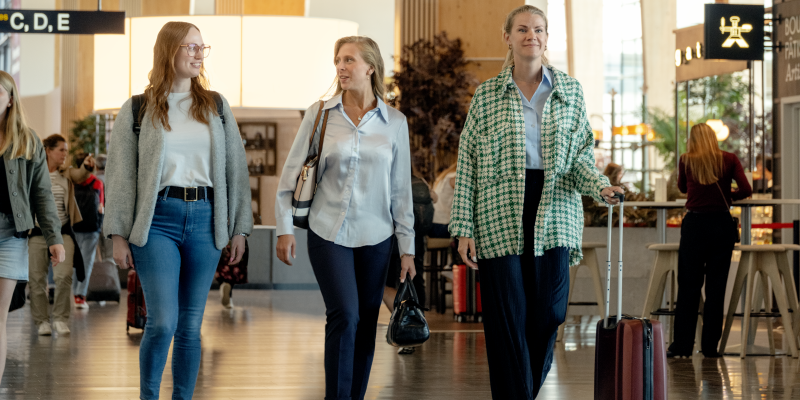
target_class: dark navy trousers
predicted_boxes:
[307,229,393,400]
[478,169,571,399]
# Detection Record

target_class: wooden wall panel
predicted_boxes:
[141,0,190,16]
[217,0,305,15]
[438,0,521,59]
[245,0,304,15]
[216,0,243,15]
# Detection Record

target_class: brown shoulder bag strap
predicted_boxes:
[308,100,325,147]
[317,109,330,155]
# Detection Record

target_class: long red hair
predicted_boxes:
[142,21,217,131]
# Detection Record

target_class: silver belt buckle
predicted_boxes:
[184,187,198,202]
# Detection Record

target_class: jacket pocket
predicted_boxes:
[474,134,502,186]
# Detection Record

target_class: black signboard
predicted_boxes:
[704,4,764,60]
[0,10,124,34]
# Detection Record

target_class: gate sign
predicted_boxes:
[703,4,764,61]
[0,10,124,34]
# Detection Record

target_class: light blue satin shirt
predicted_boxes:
[513,65,553,169]
[275,94,416,255]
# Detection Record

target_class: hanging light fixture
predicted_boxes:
[705,119,729,141]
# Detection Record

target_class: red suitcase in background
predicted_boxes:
[452,264,481,322]
[594,194,667,400]
[126,270,147,332]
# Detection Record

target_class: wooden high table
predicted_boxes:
[624,201,687,243]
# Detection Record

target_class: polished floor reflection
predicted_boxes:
[0,290,797,399]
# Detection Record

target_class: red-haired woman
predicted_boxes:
[104,21,252,399]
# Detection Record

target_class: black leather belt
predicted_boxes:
[159,186,214,202]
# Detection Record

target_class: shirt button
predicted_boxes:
[16,214,20,218]
[341,212,345,216]
[11,192,16,196]
[519,174,523,178]
[9,170,13,173]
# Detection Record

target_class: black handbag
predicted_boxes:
[386,279,430,347]
[9,282,26,312]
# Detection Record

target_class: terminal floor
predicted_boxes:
[0,289,797,399]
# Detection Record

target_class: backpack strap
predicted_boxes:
[210,91,225,125]
[131,94,146,135]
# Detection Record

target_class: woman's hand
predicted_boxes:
[112,235,135,269]
[229,235,246,265]
[49,244,65,266]
[399,255,416,283]
[83,154,96,170]
[458,237,478,269]
[601,186,625,205]
[276,234,296,266]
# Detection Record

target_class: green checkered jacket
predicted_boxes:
[448,65,611,266]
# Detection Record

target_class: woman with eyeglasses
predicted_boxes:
[104,21,252,399]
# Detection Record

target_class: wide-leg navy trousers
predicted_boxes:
[478,169,570,399]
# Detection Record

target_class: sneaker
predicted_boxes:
[53,321,70,335]
[37,322,52,336]
[220,282,232,309]
[74,296,88,310]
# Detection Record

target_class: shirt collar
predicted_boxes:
[323,93,389,123]
[498,64,564,103]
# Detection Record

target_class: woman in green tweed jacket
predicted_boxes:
[449,5,622,399]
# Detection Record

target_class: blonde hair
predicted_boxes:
[501,5,550,71]
[0,71,36,160]
[331,36,386,101]
[143,21,217,131]
[683,123,724,185]
[433,162,458,190]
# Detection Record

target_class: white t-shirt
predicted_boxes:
[432,171,456,225]
[159,92,213,190]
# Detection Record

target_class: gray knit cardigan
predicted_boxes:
[103,94,253,250]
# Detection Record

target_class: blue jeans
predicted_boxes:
[130,194,221,400]
[72,231,100,297]
[307,229,393,400]
[478,169,570,399]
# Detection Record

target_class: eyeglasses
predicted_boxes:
[179,44,211,58]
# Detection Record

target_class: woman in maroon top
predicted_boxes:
[668,123,752,358]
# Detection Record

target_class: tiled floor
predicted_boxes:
[0,289,797,399]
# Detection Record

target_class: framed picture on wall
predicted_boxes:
[239,122,277,176]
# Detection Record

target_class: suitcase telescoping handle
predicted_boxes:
[604,192,624,329]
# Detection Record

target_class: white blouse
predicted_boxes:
[159,92,213,190]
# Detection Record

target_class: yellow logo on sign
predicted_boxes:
[719,16,752,48]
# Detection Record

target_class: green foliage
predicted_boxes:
[69,115,106,159]
[648,73,767,172]
[388,32,477,180]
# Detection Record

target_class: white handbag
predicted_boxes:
[292,100,329,229]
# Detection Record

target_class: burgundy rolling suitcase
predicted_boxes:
[594,194,667,400]
[126,270,147,332]
[452,264,481,322]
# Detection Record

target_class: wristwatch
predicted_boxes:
[401,253,415,258]
[234,233,248,238]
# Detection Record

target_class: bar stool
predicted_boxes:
[719,244,798,358]
[426,237,453,314]
[556,242,606,342]
[776,244,800,347]
[641,243,703,349]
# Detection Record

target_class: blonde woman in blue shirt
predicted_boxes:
[275,36,415,400]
